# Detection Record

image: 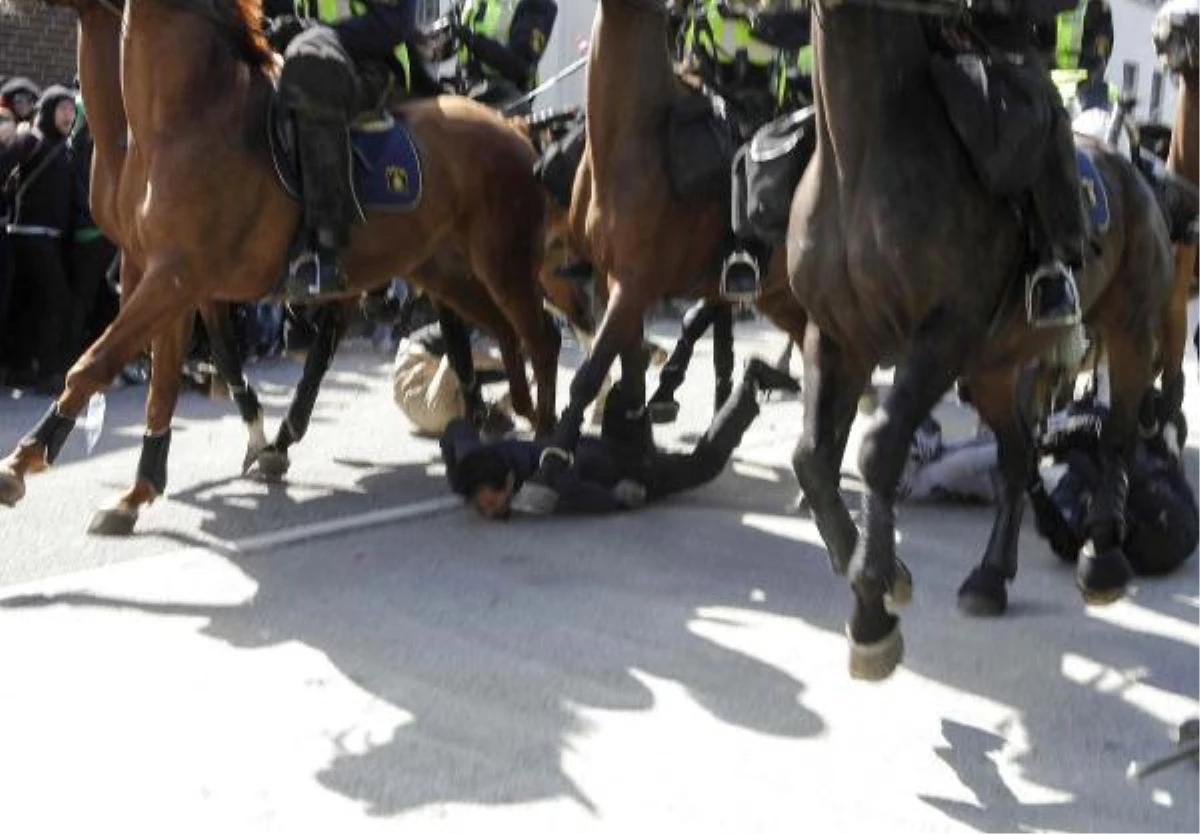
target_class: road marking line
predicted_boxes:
[225,495,462,554]
[0,495,464,597]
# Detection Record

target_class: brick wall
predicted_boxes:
[0,11,78,91]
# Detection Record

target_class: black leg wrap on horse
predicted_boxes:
[21,403,76,465]
[713,304,735,409]
[230,383,263,425]
[136,430,172,495]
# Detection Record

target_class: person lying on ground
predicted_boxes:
[897,390,1196,577]
[440,357,797,519]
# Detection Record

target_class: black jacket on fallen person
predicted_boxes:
[440,418,630,513]
[0,86,76,233]
[461,0,558,90]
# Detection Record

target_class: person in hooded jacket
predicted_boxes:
[0,77,42,125]
[66,91,119,354]
[0,85,78,394]
[0,104,16,382]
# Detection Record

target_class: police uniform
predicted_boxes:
[275,0,420,300]
[682,0,812,300]
[452,0,558,114]
[1050,0,1116,111]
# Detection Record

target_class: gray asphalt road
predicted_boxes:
[0,319,1196,834]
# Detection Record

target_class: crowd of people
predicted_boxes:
[0,74,119,395]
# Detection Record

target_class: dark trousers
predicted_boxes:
[1031,97,1087,266]
[68,234,119,358]
[640,379,760,501]
[11,234,72,376]
[332,5,416,65]
[0,229,13,370]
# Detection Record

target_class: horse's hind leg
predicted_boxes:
[88,312,194,536]
[437,304,487,424]
[256,303,347,480]
[956,365,1036,616]
[198,303,268,474]
[0,258,197,509]
[852,320,971,680]
[1159,242,1196,431]
[792,324,871,576]
[648,299,723,423]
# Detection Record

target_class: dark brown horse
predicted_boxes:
[0,0,560,530]
[1153,0,1199,421]
[512,0,811,513]
[786,0,1171,679]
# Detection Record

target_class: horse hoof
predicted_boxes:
[255,449,291,481]
[0,467,25,507]
[848,622,904,681]
[241,444,267,475]
[87,506,138,537]
[647,400,680,425]
[885,558,914,611]
[510,481,559,516]
[1077,543,1132,606]
[957,566,1008,617]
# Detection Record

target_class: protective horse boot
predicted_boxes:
[279,26,363,301]
[1027,108,1085,329]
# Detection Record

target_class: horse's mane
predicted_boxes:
[156,0,273,70]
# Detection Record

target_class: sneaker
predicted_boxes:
[287,247,346,301]
[721,250,762,302]
[744,357,801,395]
[1026,261,1082,329]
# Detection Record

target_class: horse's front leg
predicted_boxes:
[89,312,194,536]
[852,317,970,680]
[255,303,347,480]
[0,257,195,511]
[511,280,644,515]
[956,365,1036,616]
[197,303,268,474]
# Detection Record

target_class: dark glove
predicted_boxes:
[266,15,307,53]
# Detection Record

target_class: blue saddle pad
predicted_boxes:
[350,121,423,212]
[1075,147,1110,235]
[269,104,423,214]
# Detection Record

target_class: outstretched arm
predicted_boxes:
[461,0,557,88]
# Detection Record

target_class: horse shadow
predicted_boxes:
[0,461,833,816]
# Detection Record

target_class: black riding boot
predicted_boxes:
[1027,106,1085,329]
[280,26,362,301]
[287,116,355,300]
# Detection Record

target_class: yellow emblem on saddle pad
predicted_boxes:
[386,165,410,194]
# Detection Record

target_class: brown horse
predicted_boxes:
[1153,0,1199,422]
[0,0,560,529]
[512,0,811,513]
[786,0,1171,679]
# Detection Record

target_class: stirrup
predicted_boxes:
[720,250,761,302]
[1024,264,1082,329]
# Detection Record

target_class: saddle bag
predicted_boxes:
[929,51,1052,196]
[534,118,587,210]
[666,91,735,203]
[733,106,816,244]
